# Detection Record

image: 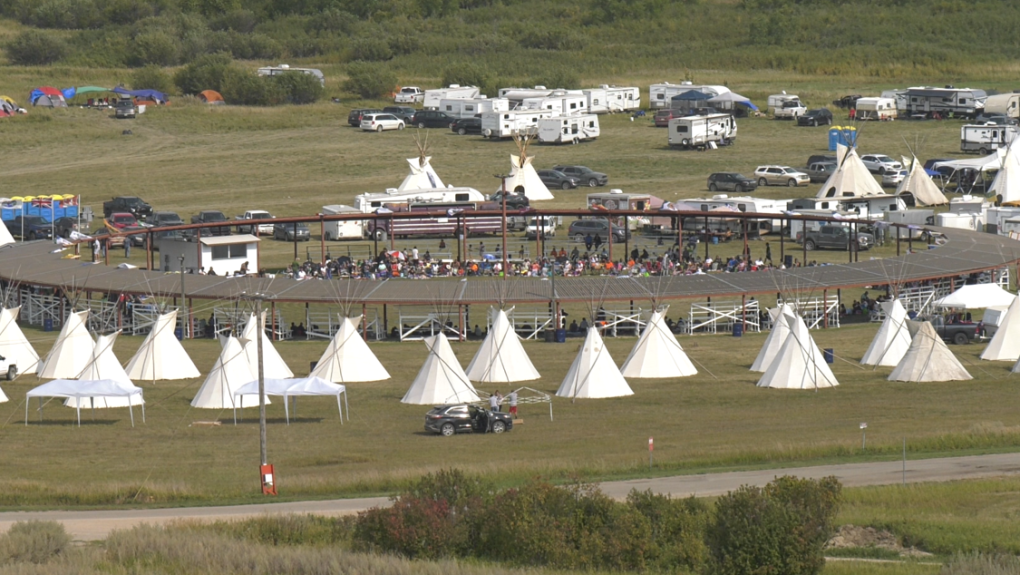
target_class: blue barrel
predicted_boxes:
[174,327,183,340]
[555,329,566,343]
[43,318,53,332]
[823,348,834,364]
[732,323,743,337]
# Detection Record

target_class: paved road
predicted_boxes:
[2,453,1016,541]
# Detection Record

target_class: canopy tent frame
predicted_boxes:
[233,377,347,425]
[26,380,144,427]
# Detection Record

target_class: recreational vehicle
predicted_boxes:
[667,114,737,150]
[480,110,554,139]
[499,86,557,106]
[583,86,641,114]
[353,187,486,213]
[587,191,651,229]
[789,195,905,219]
[522,92,588,115]
[984,93,1020,119]
[256,65,324,86]
[422,85,480,110]
[881,89,909,111]
[321,205,365,240]
[960,124,1018,154]
[984,206,1020,234]
[363,202,502,241]
[537,115,600,144]
[649,82,730,109]
[439,97,509,119]
[690,194,788,235]
[903,86,987,119]
[767,94,799,114]
[855,97,898,121]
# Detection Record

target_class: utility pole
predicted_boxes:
[495,174,509,279]
[179,255,187,339]
[255,297,267,467]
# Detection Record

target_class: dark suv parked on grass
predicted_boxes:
[450,117,482,135]
[567,218,628,243]
[552,165,608,187]
[410,110,454,129]
[348,108,382,127]
[707,172,757,193]
[797,108,834,126]
[425,404,514,436]
[383,106,416,123]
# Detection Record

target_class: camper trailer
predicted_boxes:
[521,91,588,114]
[881,89,910,111]
[582,85,640,114]
[855,97,898,120]
[649,82,730,109]
[904,86,987,118]
[439,97,509,119]
[767,94,800,114]
[960,124,1018,154]
[422,85,481,110]
[321,205,365,240]
[364,202,502,240]
[353,187,486,213]
[256,65,325,86]
[537,115,600,144]
[481,110,554,139]
[667,114,737,150]
[587,191,651,229]
[984,93,1020,119]
[791,195,905,219]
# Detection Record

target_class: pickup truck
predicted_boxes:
[5,216,53,240]
[0,352,16,380]
[103,196,152,220]
[923,315,983,345]
[394,87,424,104]
[800,225,874,251]
[774,99,807,120]
[235,210,275,235]
[191,210,231,236]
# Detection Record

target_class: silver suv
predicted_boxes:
[860,154,902,174]
[754,165,810,187]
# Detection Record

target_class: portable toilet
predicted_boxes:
[828,126,857,151]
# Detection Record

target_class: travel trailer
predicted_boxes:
[767,93,800,113]
[984,93,1020,119]
[522,91,588,114]
[363,202,502,240]
[537,115,600,144]
[960,124,1018,154]
[689,194,789,234]
[880,89,909,111]
[649,82,730,109]
[903,86,987,118]
[855,97,898,120]
[256,65,324,86]
[321,205,365,240]
[583,86,641,114]
[438,97,509,119]
[422,85,480,110]
[587,191,651,229]
[789,195,906,219]
[667,114,737,149]
[480,110,554,139]
[353,187,486,213]
[499,86,560,106]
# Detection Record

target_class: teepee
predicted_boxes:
[65,332,143,408]
[889,321,972,382]
[896,155,948,206]
[38,310,94,379]
[620,307,696,378]
[124,310,200,381]
[397,132,445,192]
[989,142,1020,206]
[241,311,293,379]
[750,304,794,372]
[981,296,1020,361]
[861,299,913,366]
[402,332,479,404]
[0,222,14,247]
[466,308,541,382]
[191,336,266,409]
[499,131,554,201]
[756,314,838,389]
[557,327,633,399]
[816,143,887,199]
[310,315,390,382]
[0,306,40,375]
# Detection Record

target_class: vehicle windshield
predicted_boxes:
[204,213,226,221]
[25,217,46,225]
[251,213,270,219]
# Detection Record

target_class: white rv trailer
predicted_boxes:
[960,124,1018,154]
[522,91,588,114]
[499,86,554,103]
[582,86,641,114]
[855,97,898,120]
[256,65,324,86]
[422,85,480,110]
[984,93,1020,119]
[321,205,365,240]
[788,195,906,220]
[439,97,510,119]
[767,93,800,113]
[667,114,737,150]
[353,187,486,213]
[903,86,988,118]
[537,115,600,144]
[881,89,909,111]
[480,109,554,139]
[649,82,730,109]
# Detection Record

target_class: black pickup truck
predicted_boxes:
[103,196,152,220]
[924,315,984,345]
[800,225,875,251]
[190,210,231,236]
[5,216,53,240]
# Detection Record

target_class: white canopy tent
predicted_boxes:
[241,311,293,379]
[750,304,794,372]
[981,296,1020,361]
[860,299,913,367]
[401,333,480,405]
[191,336,266,409]
[988,143,1020,206]
[466,308,541,382]
[0,306,40,375]
[65,332,143,409]
[889,321,972,382]
[309,315,390,383]
[934,284,1016,309]
[124,310,200,381]
[816,144,887,199]
[896,156,948,206]
[620,307,697,378]
[397,156,445,192]
[26,378,144,426]
[556,327,633,399]
[37,310,93,379]
[756,314,838,389]
[233,376,347,425]
[500,154,554,201]
[932,148,1006,173]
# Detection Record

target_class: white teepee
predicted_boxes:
[191,336,266,409]
[756,314,838,389]
[750,304,794,372]
[241,311,293,379]
[990,143,1020,206]
[861,299,913,367]
[502,153,554,201]
[816,144,887,199]
[310,315,390,382]
[896,155,948,206]
[465,308,541,382]
[557,327,633,399]
[0,222,14,247]
[620,307,696,378]
[401,333,479,405]
[0,306,40,375]
[889,321,972,382]
[38,310,94,379]
[124,310,200,381]
[397,156,445,192]
[65,332,143,408]
[981,296,1020,361]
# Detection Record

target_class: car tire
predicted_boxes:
[418,122,426,129]
[28,231,36,240]
[491,420,506,434]
[376,125,383,132]
[980,147,989,156]
[736,184,745,193]
[374,229,387,241]
[588,178,598,187]
[709,183,718,192]
[458,128,466,135]
[397,123,404,130]
[878,167,886,174]
[440,423,455,437]
[324,232,332,241]
[561,181,571,190]
[787,179,797,187]
[6,366,15,381]
[805,240,816,251]
[953,332,969,345]
[574,233,584,242]
[758,177,768,187]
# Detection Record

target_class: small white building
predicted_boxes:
[157,234,260,275]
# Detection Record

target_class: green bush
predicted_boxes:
[342,62,397,99]
[174,52,235,94]
[441,63,489,91]
[0,521,70,564]
[627,489,709,572]
[130,30,180,66]
[132,64,175,95]
[220,67,285,106]
[5,30,67,65]
[350,38,393,62]
[941,553,1020,575]
[271,71,324,104]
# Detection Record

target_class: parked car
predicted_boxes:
[394,86,424,104]
[103,196,152,220]
[974,113,1018,126]
[114,98,135,119]
[805,162,838,183]
[424,404,514,436]
[800,224,874,251]
[797,108,834,126]
[273,222,310,241]
[382,106,416,123]
[347,108,382,127]
[832,95,862,109]
[191,210,231,236]
[525,216,556,240]
[150,211,184,228]
[552,165,608,187]
[707,172,757,193]
[107,212,139,229]
[754,165,811,187]
[922,315,984,345]
[654,109,678,127]
[537,169,579,190]
[807,154,837,167]
[882,169,908,187]
[360,113,404,132]
[5,216,52,240]
[450,117,482,135]
[410,110,454,129]
[860,154,903,174]
[488,191,530,209]
[567,218,628,243]
[52,217,78,238]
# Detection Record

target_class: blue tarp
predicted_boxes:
[112,87,167,102]
[735,100,759,111]
[671,90,712,101]
[62,87,76,100]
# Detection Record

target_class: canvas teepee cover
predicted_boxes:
[620,307,696,378]
[397,156,445,192]
[896,156,948,206]
[191,336,267,409]
[401,333,479,405]
[861,299,913,366]
[241,312,293,379]
[557,327,634,399]
[38,310,93,379]
[0,221,14,247]
[889,321,972,382]
[750,304,794,372]
[503,154,554,201]
[816,144,887,199]
[981,296,1020,361]
[310,315,390,382]
[465,308,541,382]
[0,306,40,375]
[124,310,200,381]
[65,332,143,408]
[990,143,1020,206]
[756,314,838,389]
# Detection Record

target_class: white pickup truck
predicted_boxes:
[774,99,807,120]
[0,353,17,380]
[235,210,275,235]
[394,87,424,104]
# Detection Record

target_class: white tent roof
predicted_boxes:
[981,296,1020,361]
[0,306,40,375]
[756,314,838,389]
[750,304,794,372]
[501,154,554,201]
[935,284,1016,309]
[309,316,390,383]
[401,333,479,405]
[816,144,887,199]
[65,332,143,408]
[241,311,293,379]
[989,143,1020,206]
[620,307,697,378]
[38,311,93,379]
[466,308,541,382]
[556,327,633,399]
[0,222,14,247]
[860,299,913,367]
[933,148,1006,172]
[889,322,972,382]
[397,156,445,192]
[191,336,266,409]
[234,376,347,424]
[0,382,6,403]
[26,378,144,426]
[124,310,200,381]
[897,156,948,206]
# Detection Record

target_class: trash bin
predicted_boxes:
[732,323,743,337]
[555,329,566,343]
[712,236,719,244]
[784,255,793,268]
[823,348,834,364]
[174,327,183,340]
[43,318,53,332]
[544,329,556,342]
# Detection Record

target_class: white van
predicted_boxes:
[537,115,600,144]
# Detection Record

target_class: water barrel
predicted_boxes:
[174,327,183,340]
[732,323,743,337]
[43,318,53,332]
[555,329,566,343]
[823,348,834,364]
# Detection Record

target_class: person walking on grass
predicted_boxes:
[508,389,518,418]
[489,391,499,413]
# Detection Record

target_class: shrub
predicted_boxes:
[132,65,175,95]
[174,52,235,94]
[342,62,396,99]
[220,67,285,106]
[208,8,258,32]
[627,489,709,572]
[271,71,323,104]
[941,553,1020,575]
[0,521,70,564]
[130,30,180,66]
[355,496,462,559]
[5,30,67,65]
[441,63,489,91]
[350,38,393,62]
